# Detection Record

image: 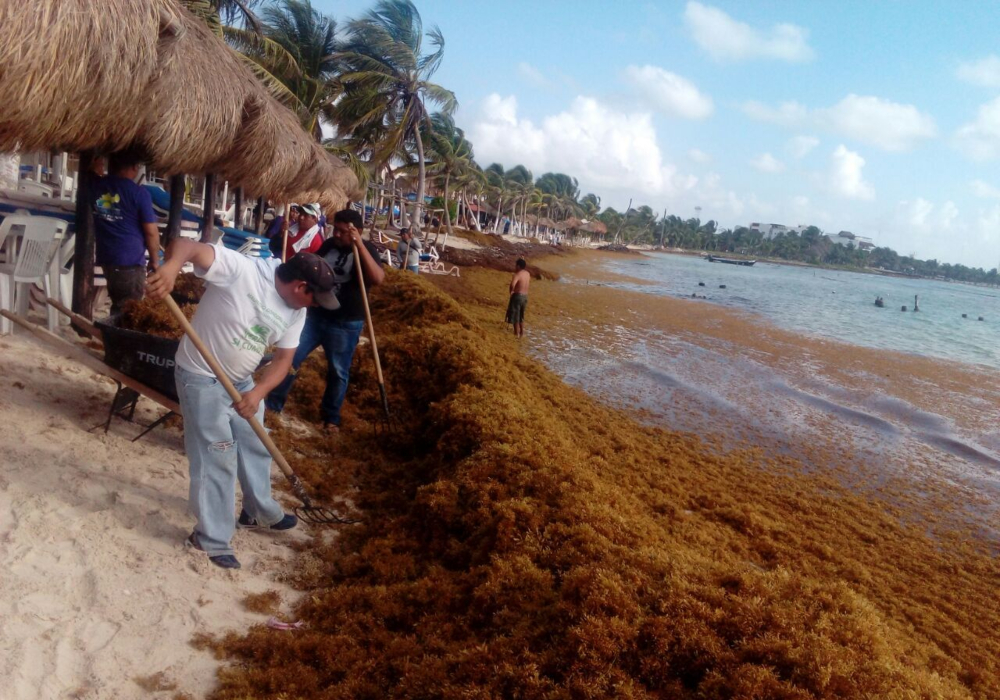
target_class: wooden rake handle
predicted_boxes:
[162,295,307,498]
[353,241,386,386]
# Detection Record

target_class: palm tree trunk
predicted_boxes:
[492,195,503,233]
[441,171,453,246]
[414,126,427,235]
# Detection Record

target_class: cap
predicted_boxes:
[300,202,321,218]
[281,252,340,310]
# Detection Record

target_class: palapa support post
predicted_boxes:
[164,174,185,246]
[200,173,215,243]
[71,150,96,323]
[255,196,266,235]
[233,186,244,231]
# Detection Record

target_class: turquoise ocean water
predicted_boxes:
[589,253,1000,370]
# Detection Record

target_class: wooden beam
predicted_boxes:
[46,297,101,341]
[200,173,215,242]
[254,196,265,235]
[233,186,243,231]
[164,174,185,246]
[71,150,96,322]
[0,310,180,413]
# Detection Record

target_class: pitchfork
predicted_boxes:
[162,295,356,526]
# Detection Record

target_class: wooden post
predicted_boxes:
[233,186,244,231]
[200,173,215,243]
[164,174,185,247]
[71,150,96,322]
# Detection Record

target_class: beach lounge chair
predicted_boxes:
[418,245,460,277]
[144,184,272,258]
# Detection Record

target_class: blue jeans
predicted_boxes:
[265,316,364,426]
[406,265,419,274]
[175,366,284,556]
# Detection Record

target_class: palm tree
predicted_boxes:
[504,165,533,235]
[580,193,601,218]
[484,163,507,232]
[419,113,473,244]
[335,0,457,228]
[256,0,340,139]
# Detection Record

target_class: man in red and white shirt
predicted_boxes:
[278,202,324,261]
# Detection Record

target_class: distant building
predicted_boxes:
[832,230,874,250]
[749,222,794,239]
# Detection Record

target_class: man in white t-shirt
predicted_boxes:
[147,240,339,570]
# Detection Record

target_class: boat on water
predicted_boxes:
[707,254,756,266]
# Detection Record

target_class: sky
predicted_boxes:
[315,0,1000,267]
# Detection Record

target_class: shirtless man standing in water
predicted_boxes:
[506,258,530,338]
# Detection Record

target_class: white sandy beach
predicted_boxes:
[0,328,310,700]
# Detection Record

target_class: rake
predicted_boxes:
[353,241,397,435]
[162,295,355,526]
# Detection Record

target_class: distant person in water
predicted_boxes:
[506,258,530,338]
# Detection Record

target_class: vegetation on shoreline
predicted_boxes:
[195,266,1000,699]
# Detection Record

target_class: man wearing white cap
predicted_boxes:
[276,202,324,261]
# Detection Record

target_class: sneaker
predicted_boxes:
[186,533,241,569]
[323,423,340,436]
[238,510,298,531]
[209,554,241,569]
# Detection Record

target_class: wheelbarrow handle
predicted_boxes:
[161,296,304,493]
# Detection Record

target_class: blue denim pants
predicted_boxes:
[175,366,284,556]
[265,315,364,426]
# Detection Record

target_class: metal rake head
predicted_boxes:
[295,504,360,526]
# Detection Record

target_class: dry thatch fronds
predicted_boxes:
[134,0,259,174]
[210,90,311,196]
[580,220,608,235]
[0,0,163,153]
[0,0,359,207]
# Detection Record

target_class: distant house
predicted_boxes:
[832,230,874,249]
[749,222,793,239]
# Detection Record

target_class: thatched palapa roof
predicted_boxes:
[0,0,357,208]
[580,220,608,235]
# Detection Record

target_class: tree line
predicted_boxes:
[201,0,990,283]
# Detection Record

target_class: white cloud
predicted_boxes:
[816,95,936,152]
[684,2,814,63]
[955,96,1000,161]
[897,198,958,231]
[786,135,819,158]
[517,62,548,88]
[624,65,713,119]
[828,145,874,200]
[744,95,936,151]
[750,152,785,173]
[972,179,1000,199]
[957,55,1000,88]
[688,148,712,163]
[468,93,698,200]
[741,100,808,127]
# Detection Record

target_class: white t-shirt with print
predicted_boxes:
[175,243,306,382]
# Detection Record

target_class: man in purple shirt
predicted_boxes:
[92,151,160,314]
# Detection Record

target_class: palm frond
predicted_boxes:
[224,26,301,81]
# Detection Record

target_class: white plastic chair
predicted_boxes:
[17,181,54,198]
[0,215,68,334]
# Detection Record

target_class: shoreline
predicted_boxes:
[434,250,1000,540]
[576,247,1000,373]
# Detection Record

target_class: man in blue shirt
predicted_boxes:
[92,151,160,314]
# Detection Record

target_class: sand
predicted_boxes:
[0,329,311,700]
